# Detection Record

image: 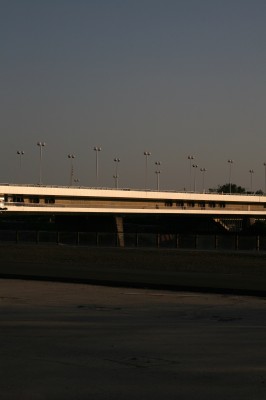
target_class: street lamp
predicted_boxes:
[93,146,101,185]
[68,154,75,186]
[17,151,25,183]
[264,162,266,194]
[144,151,151,190]
[155,170,161,191]
[200,168,207,193]
[37,142,46,185]
[188,155,194,192]
[192,164,198,192]
[228,159,234,194]
[155,161,161,191]
[17,150,25,168]
[113,174,119,189]
[113,158,120,189]
[249,169,254,193]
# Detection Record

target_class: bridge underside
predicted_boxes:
[0,212,265,234]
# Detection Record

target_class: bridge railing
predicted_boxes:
[1,182,265,196]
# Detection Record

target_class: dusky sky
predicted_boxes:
[1,0,266,192]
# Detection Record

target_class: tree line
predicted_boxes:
[209,183,263,195]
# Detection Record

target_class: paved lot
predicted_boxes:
[1,279,266,399]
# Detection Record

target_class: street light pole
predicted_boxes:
[264,162,266,194]
[144,151,151,190]
[113,158,120,189]
[93,146,101,186]
[155,161,161,191]
[192,164,198,192]
[17,150,25,182]
[188,155,194,192]
[249,169,254,193]
[200,168,207,193]
[228,159,233,194]
[155,170,161,191]
[68,154,75,186]
[37,142,46,185]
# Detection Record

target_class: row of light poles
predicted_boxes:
[143,152,163,191]
[18,144,119,188]
[187,155,207,192]
[227,159,257,193]
[15,145,266,192]
[189,156,263,194]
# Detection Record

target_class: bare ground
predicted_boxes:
[0,244,266,294]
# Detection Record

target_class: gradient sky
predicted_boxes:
[1,0,266,192]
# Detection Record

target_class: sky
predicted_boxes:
[1,0,266,192]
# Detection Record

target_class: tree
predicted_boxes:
[209,183,246,194]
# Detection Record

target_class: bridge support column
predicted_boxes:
[115,215,124,247]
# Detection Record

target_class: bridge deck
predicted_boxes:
[1,184,266,216]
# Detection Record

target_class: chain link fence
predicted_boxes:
[0,230,265,251]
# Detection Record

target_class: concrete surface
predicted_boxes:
[1,279,266,399]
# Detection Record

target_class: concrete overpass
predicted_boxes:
[0,183,266,217]
[0,184,266,244]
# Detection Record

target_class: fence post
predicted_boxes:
[214,234,218,250]
[176,234,179,249]
[256,235,260,251]
[157,233,160,248]
[135,232,139,248]
[235,234,239,250]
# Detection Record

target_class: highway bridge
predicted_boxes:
[0,184,266,236]
[0,183,266,216]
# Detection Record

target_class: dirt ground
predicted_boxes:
[1,247,266,399]
[0,244,266,294]
[1,279,266,400]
